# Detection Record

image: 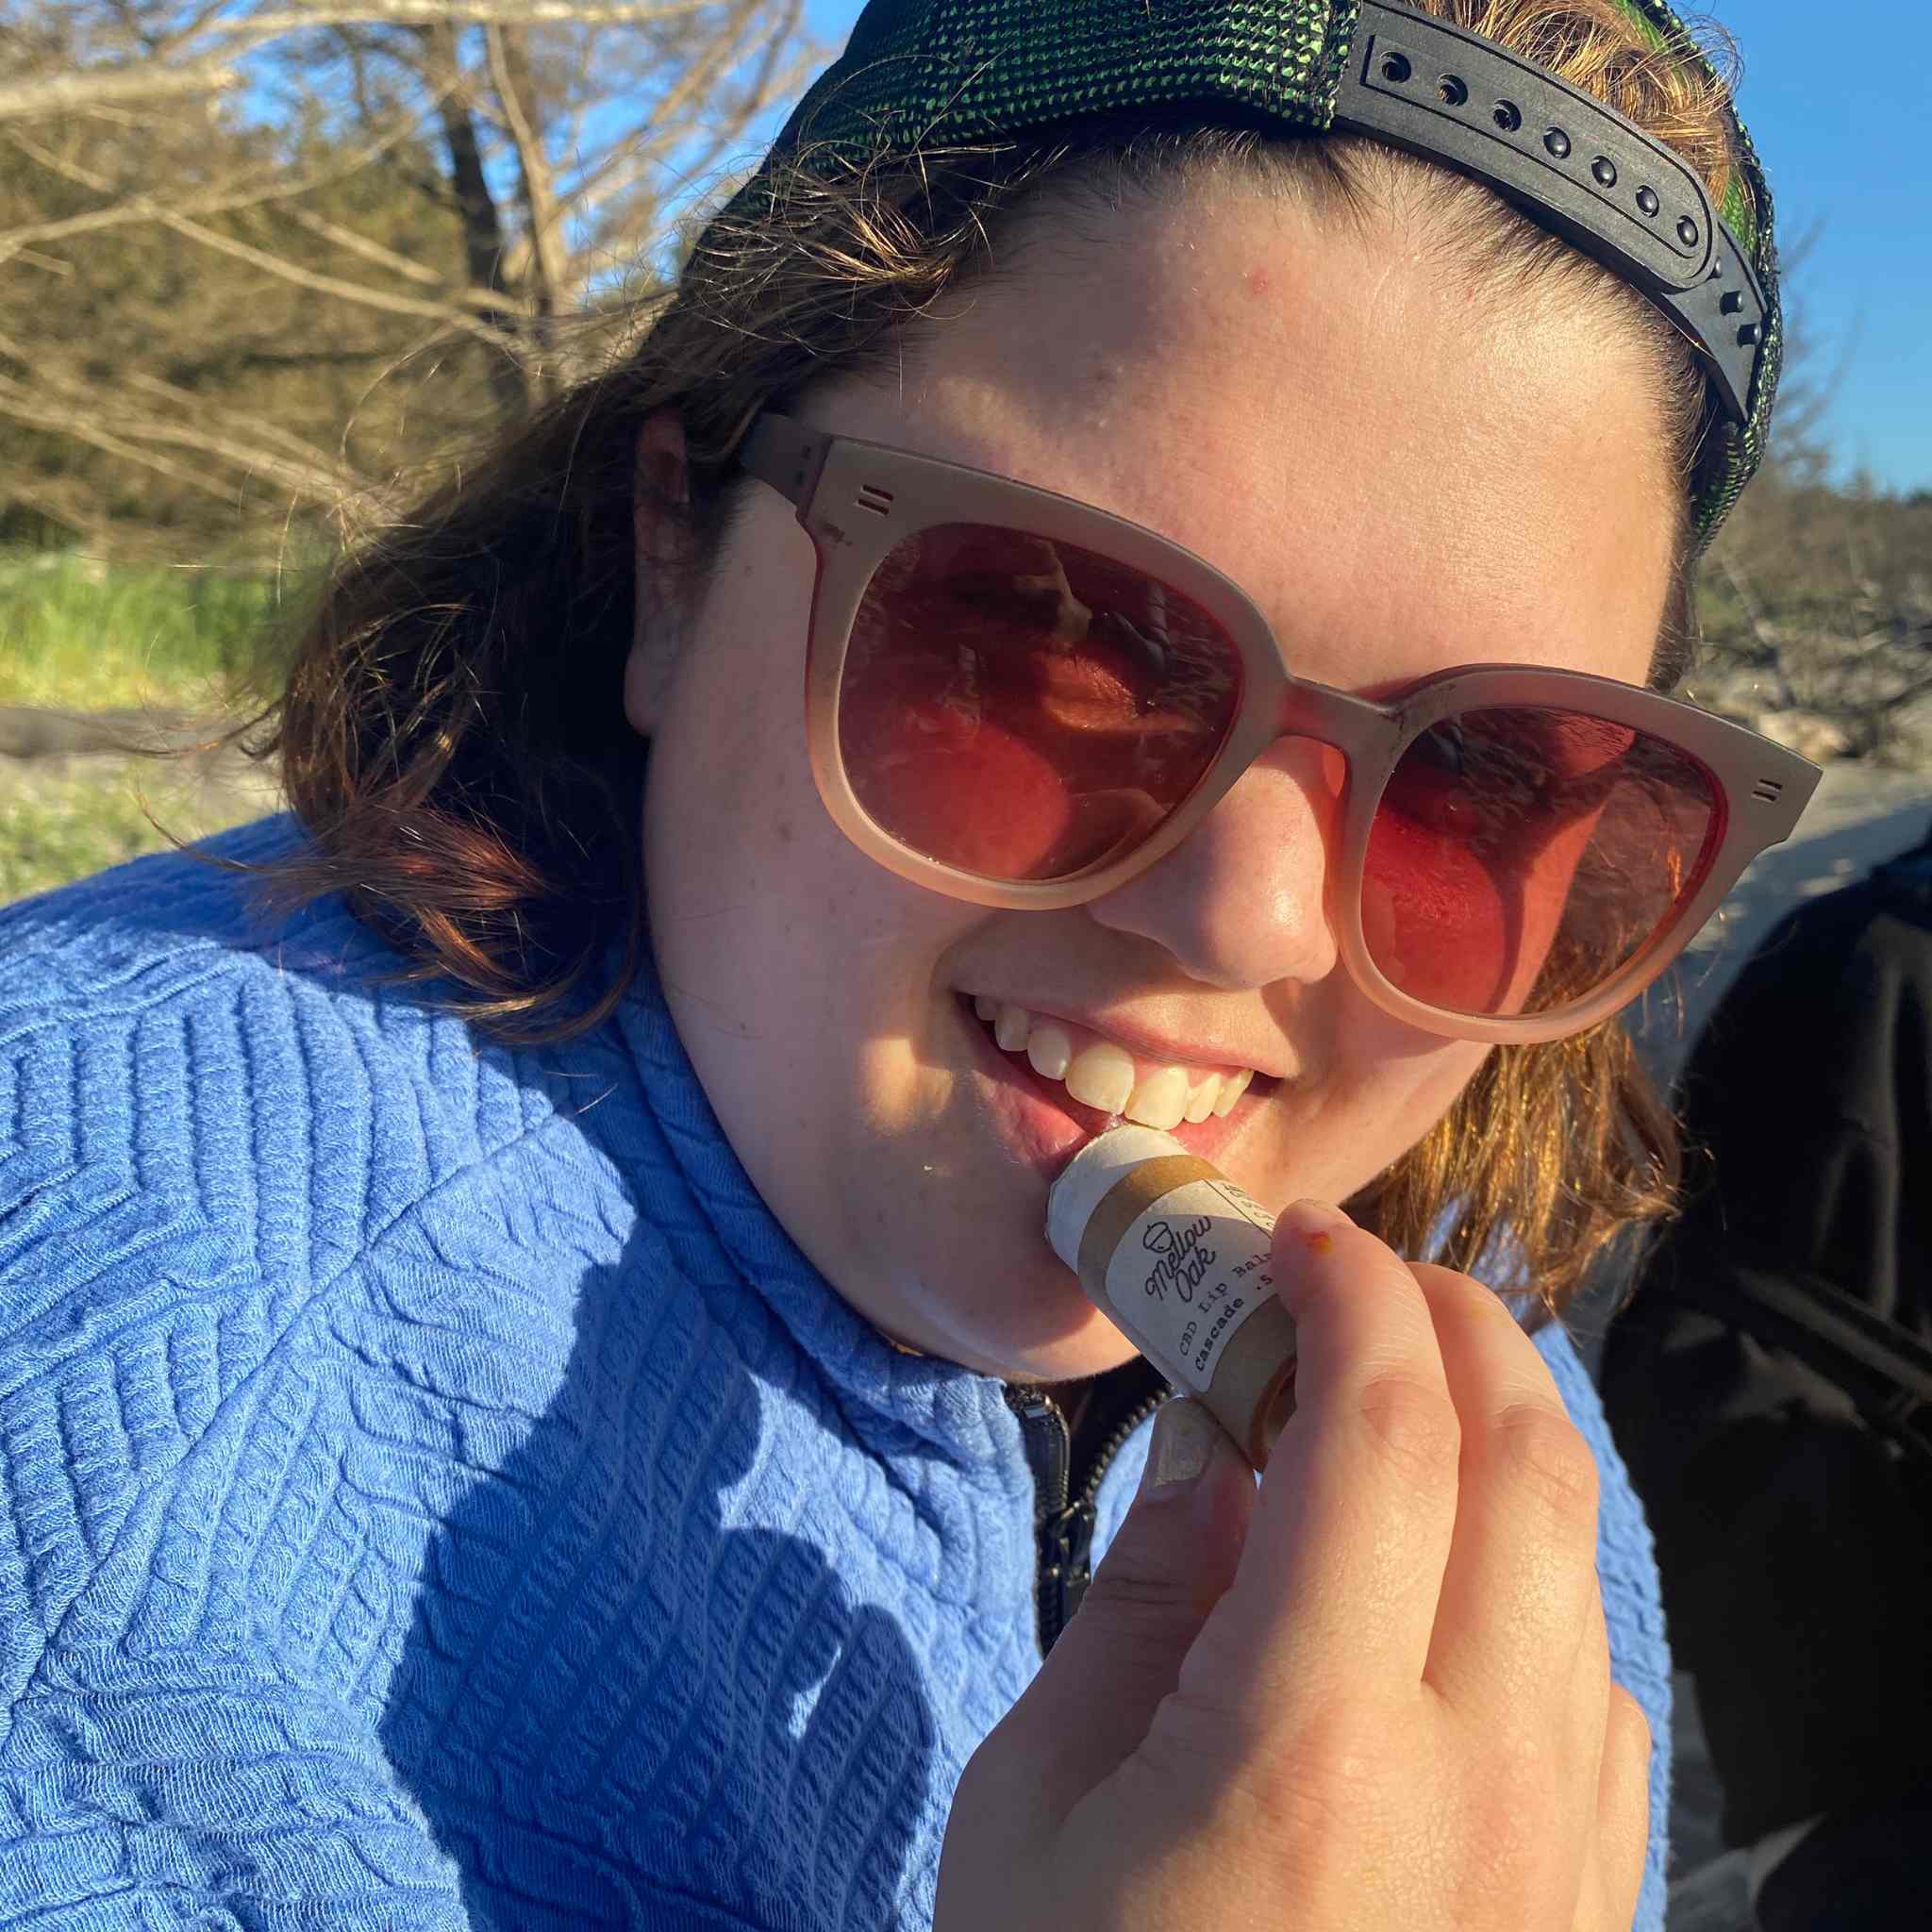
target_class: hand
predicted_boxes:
[937,1197,1651,1931]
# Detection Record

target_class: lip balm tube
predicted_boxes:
[1047,1124,1300,1472]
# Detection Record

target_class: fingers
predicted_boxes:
[993,1398,1257,1824]
[1402,1257,1636,1919]
[1566,1585,1613,1813]
[1405,1261,1604,1720]
[1594,1683,1655,1923]
[1194,1200,1462,1716]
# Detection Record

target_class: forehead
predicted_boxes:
[825,176,1674,692]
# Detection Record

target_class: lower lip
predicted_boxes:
[953,993,1269,1182]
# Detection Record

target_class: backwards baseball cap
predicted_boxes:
[711,0,1779,554]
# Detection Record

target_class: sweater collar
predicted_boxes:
[610,938,1030,1468]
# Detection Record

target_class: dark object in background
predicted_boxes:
[1601,820,1932,1928]
[1751,1792,1932,1932]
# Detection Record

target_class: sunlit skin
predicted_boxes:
[625,175,1669,1394]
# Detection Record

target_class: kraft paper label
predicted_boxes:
[1100,1176,1279,1395]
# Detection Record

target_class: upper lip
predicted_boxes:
[966,992,1285,1081]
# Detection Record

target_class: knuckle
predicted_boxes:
[1408,1259,1491,1300]
[1079,1557,1191,1635]
[1463,1726,1553,1844]
[1490,1403,1600,1524]
[1608,1684,1654,1762]
[952,1734,1018,1813]
[1075,1534,1219,1653]
[1418,1266,1535,1346]
[1354,1374,1462,1482]
[1153,1688,1387,1834]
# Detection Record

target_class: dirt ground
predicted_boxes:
[0,710,283,902]
[0,740,281,817]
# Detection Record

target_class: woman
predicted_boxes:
[0,2,1810,1928]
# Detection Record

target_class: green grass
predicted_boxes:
[1,553,286,903]
[0,550,280,711]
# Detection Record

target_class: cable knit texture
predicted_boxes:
[0,818,1673,1928]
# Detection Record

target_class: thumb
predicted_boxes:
[997,1397,1257,1823]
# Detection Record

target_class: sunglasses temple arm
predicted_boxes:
[740,414,830,512]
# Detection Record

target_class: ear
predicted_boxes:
[625,408,693,739]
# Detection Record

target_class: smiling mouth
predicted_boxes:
[966,1018,1120,1137]
[958,992,1265,1131]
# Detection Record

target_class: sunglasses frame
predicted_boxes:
[741,412,1822,1046]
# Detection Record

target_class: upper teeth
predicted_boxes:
[972,996,1257,1128]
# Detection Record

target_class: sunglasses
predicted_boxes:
[738,414,1821,1046]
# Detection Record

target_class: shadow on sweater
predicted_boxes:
[372,1212,939,1930]
[105,830,949,1928]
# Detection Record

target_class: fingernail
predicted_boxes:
[1140,1397,1224,1496]
[1280,1198,1351,1255]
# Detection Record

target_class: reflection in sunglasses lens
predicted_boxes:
[1364,706,1720,1017]
[837,524,1243,880]
[840,541,1720,1021]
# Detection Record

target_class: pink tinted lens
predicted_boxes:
[836,524,1243,881]
[1363,706,1721,1018]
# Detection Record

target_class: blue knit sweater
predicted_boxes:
[0,818,1674,1928]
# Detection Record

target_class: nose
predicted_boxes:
[1083,736,1342,990]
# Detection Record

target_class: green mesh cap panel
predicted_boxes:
[766,0,1356,151]
[1613,0,1782,553]
[715,0,1777,552]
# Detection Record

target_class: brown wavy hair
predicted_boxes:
[209,0,1751,1326]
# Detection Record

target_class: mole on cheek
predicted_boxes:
[1245,266,1270,299]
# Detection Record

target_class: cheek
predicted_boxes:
[646,596,987,991]
[645,570,820,879]
[1325,1001,1491,1148]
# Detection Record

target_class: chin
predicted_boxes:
[975,1299,1143,1386]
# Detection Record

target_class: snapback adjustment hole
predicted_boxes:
[1438,73,1468,107]
[1492,98,1521,131]
[1379,50,1412,84]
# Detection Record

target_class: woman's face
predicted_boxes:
[627,177,1670,1383]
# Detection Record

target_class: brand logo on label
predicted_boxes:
[1141,1214,1215,1303]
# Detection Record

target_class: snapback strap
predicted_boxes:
[1336,2,1766,423]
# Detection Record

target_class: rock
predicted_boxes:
[1753,708,1853,762]
[1882,693,1932,773]
[1680,666,1785,727]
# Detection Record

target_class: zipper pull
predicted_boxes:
[1005,1386,1072,1516]
[1004,1385,1074,1655]
[1042,1498,1099,1632]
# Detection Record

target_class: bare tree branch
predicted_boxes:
[2,0,816,556]
[0,103,443,269]
[0,378,268,502]
[154,205,529,353]
[283,204,509,307]
[0,334,370,510]
[0,61,238,122]
[484,24,567,317]
[238,2,726,30]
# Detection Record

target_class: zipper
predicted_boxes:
[1005,1358,1171,1657]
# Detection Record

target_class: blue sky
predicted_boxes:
[784,0,1930,495]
